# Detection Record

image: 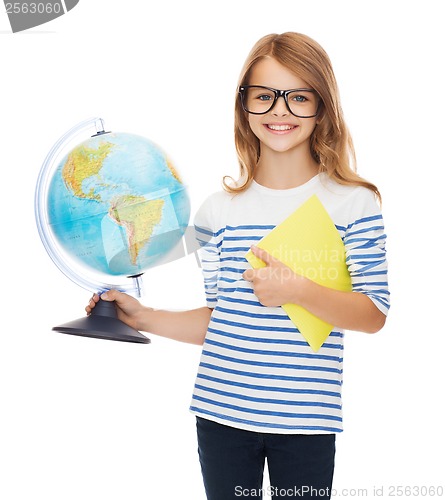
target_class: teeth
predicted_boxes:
[268,124,294,131]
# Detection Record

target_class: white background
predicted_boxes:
[1,1,444,498]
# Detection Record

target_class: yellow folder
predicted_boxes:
[245,194,351,351]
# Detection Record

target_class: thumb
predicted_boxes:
[100,289,121,301]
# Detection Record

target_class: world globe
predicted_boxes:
[35,118,191,343]
[48,131,190,278]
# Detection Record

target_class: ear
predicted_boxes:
[315,101,325,125]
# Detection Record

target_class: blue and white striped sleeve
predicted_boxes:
[344,189,390,316]
[193,194,224,309]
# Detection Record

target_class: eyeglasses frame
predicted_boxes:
[238,85,320,119]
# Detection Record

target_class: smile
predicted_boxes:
[266,124,298,131]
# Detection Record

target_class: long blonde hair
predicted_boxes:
[224,32,381,202]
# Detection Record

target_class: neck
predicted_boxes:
[254,147,319,190]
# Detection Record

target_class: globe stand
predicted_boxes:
[52,298,150,344]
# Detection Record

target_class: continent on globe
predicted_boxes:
[109,195,165,265]
[62,141,114,200]
[166,158,182,183]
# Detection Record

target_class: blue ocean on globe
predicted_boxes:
[47,132,190,277]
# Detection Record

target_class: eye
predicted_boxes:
[288,90,315,104]
[291,94,308,103]
[247,87,275,103]
[257,94,273,102]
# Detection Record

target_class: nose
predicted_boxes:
[271,95,289,116]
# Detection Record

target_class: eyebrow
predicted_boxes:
[242,85,316,92]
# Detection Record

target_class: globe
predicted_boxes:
[48,131,190,278]
[35,118,191,343]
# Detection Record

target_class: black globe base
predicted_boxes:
[52,298,150,344]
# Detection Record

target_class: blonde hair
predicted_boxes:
[224,32,381,202]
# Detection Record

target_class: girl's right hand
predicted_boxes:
[86,291,211,344]
[85,290,147,331]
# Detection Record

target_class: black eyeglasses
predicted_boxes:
[239,85,320,118]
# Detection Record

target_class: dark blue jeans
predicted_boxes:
[196,417,335,500]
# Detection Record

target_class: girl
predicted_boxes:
[86,32,390,500]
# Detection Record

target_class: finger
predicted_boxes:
[100,290,113,301]
[85,294,98,313]
[243,268,255,282]
[100,289,121,302]
[250,245,276,266]
[87,294,99,306]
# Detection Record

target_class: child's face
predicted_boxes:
[247,57,318,158]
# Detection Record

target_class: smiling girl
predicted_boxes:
[87,32,390,499]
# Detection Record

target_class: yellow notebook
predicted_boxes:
[245,194,351,352]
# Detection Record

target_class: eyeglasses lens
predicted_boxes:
[242,86,318,118]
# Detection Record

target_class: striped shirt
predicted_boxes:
[189,173,390,434]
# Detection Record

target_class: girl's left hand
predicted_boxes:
[242,245,306,307]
